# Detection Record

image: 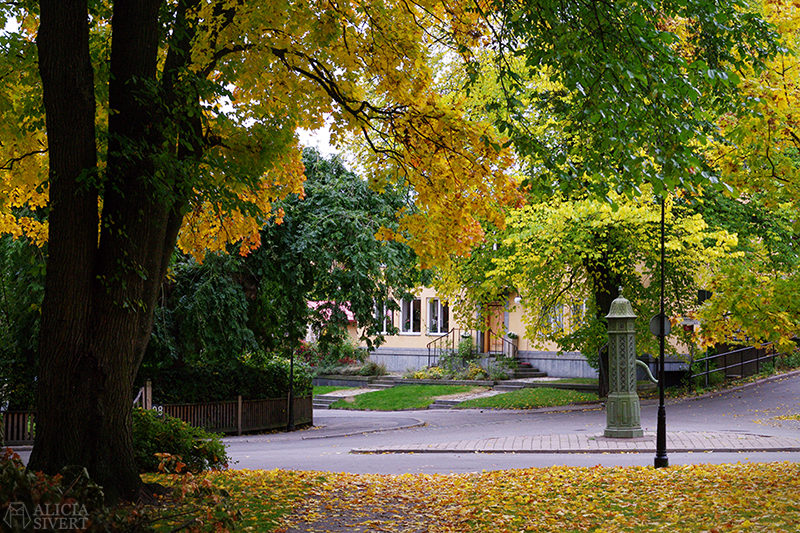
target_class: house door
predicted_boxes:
[484,303,505,354]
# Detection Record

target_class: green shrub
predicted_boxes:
[148,351,312,403]
[132,408,229,473]
[302,339,368,368]
[690,358,725,388]
[358,360,387,376]
[409,366,447,380]
[458,337,476,361]
[778,350,800,369]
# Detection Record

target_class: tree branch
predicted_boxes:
[1,149,48,171]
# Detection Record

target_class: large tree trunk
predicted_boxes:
[585,241,621,399]
[30,0,183,504]
[29,0,104,486]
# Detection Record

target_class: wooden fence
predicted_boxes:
[2,410,35,446]
[2,395,312,446]
[161,396,313,435]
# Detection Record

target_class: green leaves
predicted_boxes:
[478,0,779,198]
[247,148,422,352]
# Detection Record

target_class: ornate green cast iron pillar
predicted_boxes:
[604,291,644,438]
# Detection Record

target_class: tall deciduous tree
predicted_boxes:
[437,190,737,365]
[247,149,423,353]
[3,0,515,501]
[696,0,800,350]
[478,0,777,198]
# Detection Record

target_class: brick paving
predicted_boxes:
[351,431,800,454]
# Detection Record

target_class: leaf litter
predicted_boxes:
[145,462,800,532]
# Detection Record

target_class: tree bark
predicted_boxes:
[29,0,102,485]
[30,0,183,504]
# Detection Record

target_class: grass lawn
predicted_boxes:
[140,462,800,532]
[330,384,478,410]
[313,385,354,396]
[458,387,597,409]
[552,377,598,384]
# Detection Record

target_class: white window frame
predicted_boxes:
[400,298,421,334]
[546,304,564,332]
[427,298,449,335]
[374,300,395,335]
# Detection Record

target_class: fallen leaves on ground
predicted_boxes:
[142,462,800,532]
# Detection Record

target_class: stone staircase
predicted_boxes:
[368,378,397,389]
[427,399,463,410]
[493,362,549,391]
[513,362,548,379]
[312,395,341,409]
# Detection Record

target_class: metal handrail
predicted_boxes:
[426,328,518,367]
[690,342,778,387]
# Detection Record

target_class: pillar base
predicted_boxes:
[604,427,644,438]
[605,391,643,438]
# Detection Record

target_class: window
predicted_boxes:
[428,298,449,334]
[545,304,564,332]
[400,298,421,333]
[568,302,587,333]
[374,300,395,334]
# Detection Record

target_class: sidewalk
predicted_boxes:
[351,430,800,454]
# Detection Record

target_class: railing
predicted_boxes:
[2,410,35,446]
[427,328,518,367]
[690,343,779,387]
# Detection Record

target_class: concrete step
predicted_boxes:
[371,378,398,385]
[312,395,340,409]
[493,383,525,392]
[367,382,395,389]
[427,399,463,410]
[513,370,548,379]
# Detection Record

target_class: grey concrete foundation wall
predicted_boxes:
[518,350,599,379]
[370,346,599,378]
[369,348,430,373]
[368,346,689,379]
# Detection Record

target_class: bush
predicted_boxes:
[132,408,229,473]
[300,339,368,369]
[147,351,312,403]
[777,350,800,370]
[689,358,725,388]
[407,366,446,380]
[358,360,387,376]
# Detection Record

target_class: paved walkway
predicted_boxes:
[351,430,800,454]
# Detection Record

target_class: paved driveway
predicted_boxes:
[224,371,800,473]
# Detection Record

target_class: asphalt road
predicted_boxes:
[224,371,800,473]
[9,372,799,472]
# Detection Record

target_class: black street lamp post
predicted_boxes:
[654,194,669,468]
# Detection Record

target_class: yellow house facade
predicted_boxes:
[362,286,601,378]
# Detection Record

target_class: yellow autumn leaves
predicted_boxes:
[145,462,800,532]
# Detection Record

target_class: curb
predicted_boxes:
[302,420,426,440]
[351,446,800,455]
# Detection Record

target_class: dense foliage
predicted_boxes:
[132,408,229,473]
[146,352,312,404]
[143,149,421,375]
[0,236,44,409]
[246,149,424,352]
[0,449,107,532]
[481,0,777,199]
[437,189,737,365]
